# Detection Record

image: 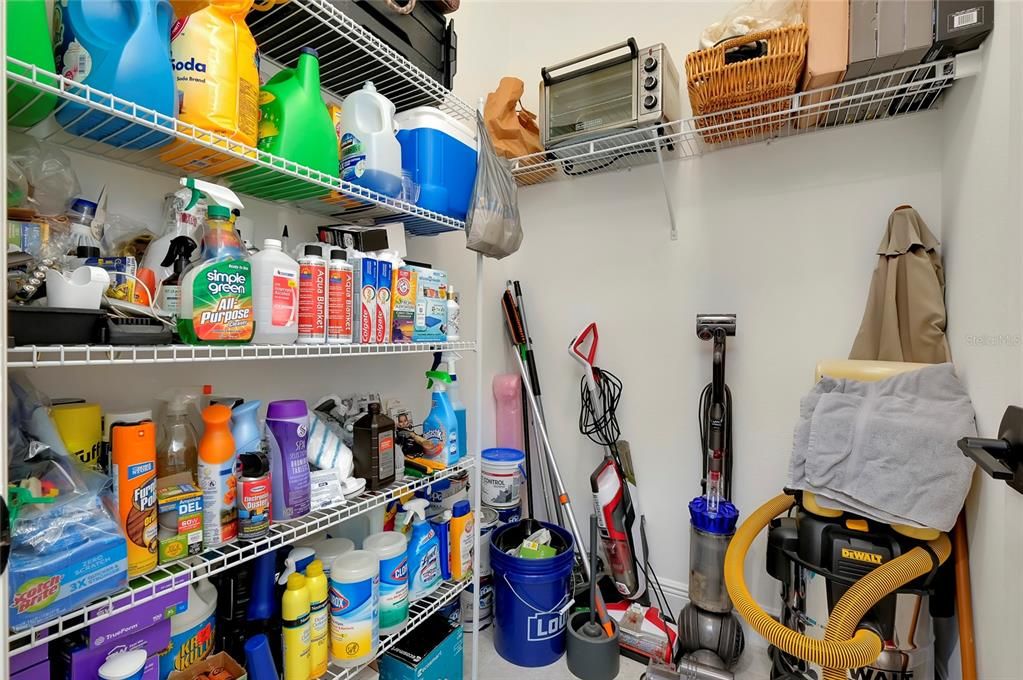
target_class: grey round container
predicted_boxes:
[689,525,734,613]
[566,612,619,680]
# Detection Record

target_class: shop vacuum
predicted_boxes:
[724,361,955,680]
[675,315,744,677]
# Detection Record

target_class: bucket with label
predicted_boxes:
[481,448,525,508]
[460,575,493,632]
[478,507,499,577]
[490,520,574,667]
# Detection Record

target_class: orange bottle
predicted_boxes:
[198,404,239,547]
[111,421,159,577]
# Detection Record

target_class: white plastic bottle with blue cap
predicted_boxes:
[403,498,442,601]
[338,81,402,197]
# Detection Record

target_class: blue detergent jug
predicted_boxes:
[54,0,176,149]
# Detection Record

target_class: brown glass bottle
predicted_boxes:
[353,402,396,490]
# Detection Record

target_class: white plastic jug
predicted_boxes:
[250,238,300,344]
[161,580,217,678]
[339,82,403,198]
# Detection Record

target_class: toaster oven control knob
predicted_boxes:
[643,55,658,73]
[644,75,658,91]
[643,94,658,110]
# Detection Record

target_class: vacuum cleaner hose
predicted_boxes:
[724,494,951,678]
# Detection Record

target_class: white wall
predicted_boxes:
[939,1,1023,676]
[424,1,947,619]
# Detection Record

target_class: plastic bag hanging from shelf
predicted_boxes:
[465,110,523,259]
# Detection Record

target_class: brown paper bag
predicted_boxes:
[484,77,544,160]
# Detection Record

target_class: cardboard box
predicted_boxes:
[352,257,378,344]
[379,616,463,680]
[391,268,418,343]
[7,219,48,255]
[12,645,48,675]
[928,0,993,59]
[799,0,850,129]
[405,265,448,343]
[157,473,204,565]
[376,260,393,343]
[167,651,247,680]
[87,583,188,647]
[897,0,934,67]
[873,0,905,73]
[845,0,877,80]
[57,618,170,680]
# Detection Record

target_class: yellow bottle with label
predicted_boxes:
[307,560,329,678]
[282,573,311,680]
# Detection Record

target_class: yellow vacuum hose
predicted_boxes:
[724,494,951,677]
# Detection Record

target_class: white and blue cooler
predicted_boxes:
[395,107,478,219]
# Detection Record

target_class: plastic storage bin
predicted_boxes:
[395,107,477,219]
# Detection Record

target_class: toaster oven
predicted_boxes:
[540,39,681,149]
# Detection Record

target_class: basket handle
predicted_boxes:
[713,29,780,54]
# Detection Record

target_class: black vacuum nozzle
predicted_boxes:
[696,314,737,341]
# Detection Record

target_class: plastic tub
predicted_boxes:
[395,107,478,219]
[481,448,525,508]
[490,521,575,667]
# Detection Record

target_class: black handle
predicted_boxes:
[957,437,1015,480]
[541,37,639,86]
[525,348,542,398]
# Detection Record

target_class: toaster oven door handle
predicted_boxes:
[541,37,639,86]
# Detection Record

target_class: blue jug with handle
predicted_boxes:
[54,0,176,149]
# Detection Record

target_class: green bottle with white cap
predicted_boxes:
[176,179,255,345]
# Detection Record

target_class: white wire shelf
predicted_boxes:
[324,579,469,680]
[512,53,973,185]
[249,0,473,126]
[8,457,475,652]
[5,57,464,236]
[6,340,476,368]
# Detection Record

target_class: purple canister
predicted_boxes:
[265,400,311,521]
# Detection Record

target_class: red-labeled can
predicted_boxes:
[237,452,271,540]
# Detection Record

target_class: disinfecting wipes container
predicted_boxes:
[329,550,379,667]
[364,531,409,634]
[481,448,525,508]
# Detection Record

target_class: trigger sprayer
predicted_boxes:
[181,177,245,213]
[432,352,467,462]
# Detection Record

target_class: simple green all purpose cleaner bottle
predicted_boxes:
[176,180,254,345]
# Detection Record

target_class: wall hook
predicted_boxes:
[957,405,1023,494]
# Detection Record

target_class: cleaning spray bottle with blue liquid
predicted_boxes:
[403,498,442,601]
[423,371,458,467]
[432,352,467,463]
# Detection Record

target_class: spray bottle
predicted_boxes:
[434,352,467,463]
[403,498,442,601]
[175,178,254,345]
[157,236,198,322]
[198,404,238,547]
[422,371,458,467]
[157,390,199,479]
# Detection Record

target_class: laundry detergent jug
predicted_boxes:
[227,47,339,201]
[162,0,260,174]
[7,0,58,128]
[54,0,176,149]
[338,82,402,198]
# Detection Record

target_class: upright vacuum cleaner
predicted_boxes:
[677,315,744,674]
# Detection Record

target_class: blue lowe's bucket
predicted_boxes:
[491,521,575,667]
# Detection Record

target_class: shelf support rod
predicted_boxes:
[654,141,679,241]
[472,251,483,680]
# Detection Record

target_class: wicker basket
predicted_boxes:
[685,24,808,144]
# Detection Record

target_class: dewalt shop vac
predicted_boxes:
[724,361,952,680]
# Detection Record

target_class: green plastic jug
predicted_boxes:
[7,0,59,127]
[227,47,339,201]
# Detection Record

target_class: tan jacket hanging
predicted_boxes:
[849,206,951,364]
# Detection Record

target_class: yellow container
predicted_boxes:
[283,573,312,680]
[111,421,159,578]
[51,402,103,469]
[307,560,329,678]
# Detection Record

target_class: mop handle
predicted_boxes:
[512,347,591,581]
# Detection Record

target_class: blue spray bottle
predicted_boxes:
[423,370,458,467]
[403,498,443,600]
[433,352,467,463]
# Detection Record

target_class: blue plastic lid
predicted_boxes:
[482,447,525,463]
[244,634,279,680]
[689,496,739,535]
[452,500,470,517]
[69,198,98,219]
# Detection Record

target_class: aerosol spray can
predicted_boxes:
[298,245,327,344]
[327,249,353,344]
[238,451,271,540]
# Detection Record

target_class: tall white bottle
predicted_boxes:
[250,238,300,344]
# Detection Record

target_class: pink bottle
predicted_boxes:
[493,374,524,451]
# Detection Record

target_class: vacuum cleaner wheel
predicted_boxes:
[679,604,745,667]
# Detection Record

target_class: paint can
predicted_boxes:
[479,506,499,577]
